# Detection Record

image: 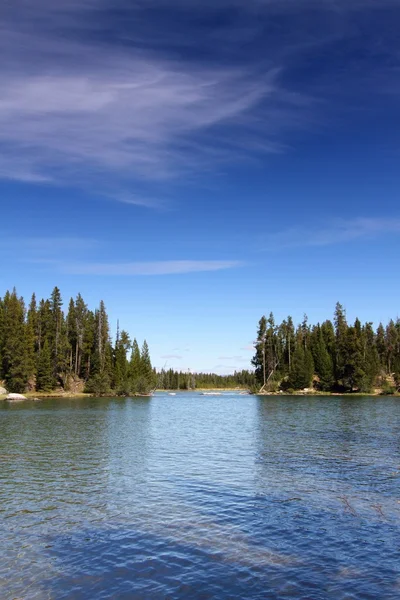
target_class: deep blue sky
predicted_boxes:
[1,0,400,372]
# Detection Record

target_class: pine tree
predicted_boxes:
[2,290,29,393]
[252,315,267,387]
[343,323,365,391]
[280,316,295,372]
[113,323,131,394]
[289,344,313,390]
[82,309,95,380]
[321,320,336,363]
[311,325,334,391]
[66,297,77,374]
[362,322,379,391]
[386,320,399,375]
[130,338,141,384]
[36,340,53,391]
[49,286,66,384]
[375,323,386,372]
[75,294,88,377]
[86,301,112,394]
[265,312,280,381]
[140,340,154,391]
[334,302,348,387]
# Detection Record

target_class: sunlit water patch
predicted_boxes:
[0,394,399,599]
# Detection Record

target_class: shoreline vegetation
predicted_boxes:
[251,303,400,396]
[1,387,399,402]
[0,287,157,397]
[0,286,254,398]
[1,287,399,399]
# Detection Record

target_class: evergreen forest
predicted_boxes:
[0,287,155,395]
[2,289,400,397]
[156,368,256,390]
[252,303,400,394]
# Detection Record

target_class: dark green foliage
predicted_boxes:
[311,326,334,391]
[252,316,267,386]
[130,339,141,381]
[113,324,131,394]
[36,340,54,391]
[156,368,256,390]
[252,313,281,389]
[288,345,314,390]
[334,302,348,385]
[1,290,30,393]
[0,287,153,395]
[252,303,400,393]
[380,379,396,395]
[140,340,154,388]
[84,372,111,395]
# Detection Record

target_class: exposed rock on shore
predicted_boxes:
[6,393,27,401]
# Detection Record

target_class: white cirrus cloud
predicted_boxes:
[60,259,244,275]
[263,217,400,250]
[0,64,291,184]
[0,0,314,191]
[2,0,395,197]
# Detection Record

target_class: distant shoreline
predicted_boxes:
[1,389,399,400]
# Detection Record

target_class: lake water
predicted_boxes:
[0,393,399,599]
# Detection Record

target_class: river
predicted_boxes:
[0,393,399,599]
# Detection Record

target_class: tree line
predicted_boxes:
[0,287,155,395]
[156,368,256,390]
[252,303,400,394]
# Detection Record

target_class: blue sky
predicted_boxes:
[1,0,400,373]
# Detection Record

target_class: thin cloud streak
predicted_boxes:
[60,260,244,276]
[111,194,165,209]
[264,218,400,251]
[0,236,99,254]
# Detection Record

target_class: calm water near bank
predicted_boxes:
[1,393,399,599]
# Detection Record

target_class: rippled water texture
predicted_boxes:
[1,393,399,599]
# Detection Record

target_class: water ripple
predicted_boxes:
[0,394,399,599]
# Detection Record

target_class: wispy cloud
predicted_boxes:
[2,0,397,196]
[0,236,99,258]
[161,354,182,359]
[60,259,243,276]
[264,218,400,251]
[110,194,166,209]
[218,355,248,362]
[0,0,316,191]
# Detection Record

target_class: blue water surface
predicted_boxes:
[0,393,399,599]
